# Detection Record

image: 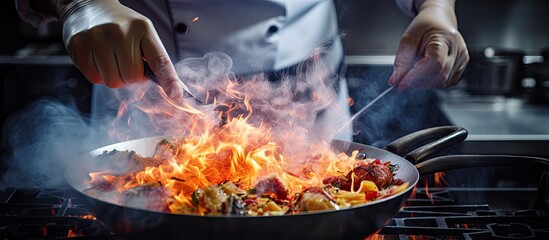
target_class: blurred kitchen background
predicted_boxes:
[1,0,548,161]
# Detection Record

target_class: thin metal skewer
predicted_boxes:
[350,85,395,123]
[331,85,396,138]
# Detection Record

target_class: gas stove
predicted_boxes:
[0,188,115,239]
[371,187,549,239]
[2,179,548,240]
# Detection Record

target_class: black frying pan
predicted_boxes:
[65,126,468,239]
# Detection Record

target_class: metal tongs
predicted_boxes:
[143,60,203,104]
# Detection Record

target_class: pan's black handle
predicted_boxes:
[415,155,549,176]
[384,126,468,164]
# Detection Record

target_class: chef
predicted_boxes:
[15,0,469,141]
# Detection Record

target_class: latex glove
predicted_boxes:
[388,0,469,92]
[57,0,184,99]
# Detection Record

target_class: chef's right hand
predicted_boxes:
[388,0,468,92]
[57,0,184,99]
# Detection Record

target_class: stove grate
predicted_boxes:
[1,187,549,239]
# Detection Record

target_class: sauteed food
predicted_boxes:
[85,138,408,216]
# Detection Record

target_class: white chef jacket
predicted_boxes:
[16,0,416,69]
[16,0,416,141]
[94,0,415,74]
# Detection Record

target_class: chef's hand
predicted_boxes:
[388,0,469,92]
[55,0,185,99]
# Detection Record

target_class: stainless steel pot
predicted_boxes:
[525,47,549,103]
[463,47,525,95]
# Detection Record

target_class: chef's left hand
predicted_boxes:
[388,0,469,92]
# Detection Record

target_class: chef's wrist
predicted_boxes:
[414,0,455,13]
[57,0,123,23]
[25,0,89,21]
[414,0,457,25]
[56,0,93,23]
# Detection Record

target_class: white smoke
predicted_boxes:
[1,98,109,188]
[174,51,345,157]
[0,50,347,189]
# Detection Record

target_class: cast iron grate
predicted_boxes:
[0,188,116,239]
[370,188,549,240]
[1,187,548,239]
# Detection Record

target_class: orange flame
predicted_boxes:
[67,228,82,237]
[94,82,359,212]
[365,234,384,240]
[407,185,418,206]
[120,114,359,209]
[434,172,447,186]
[88,170,114,186]
[68,214,97,220]
[424,180,434,205]
[96,52,367,213]
[423,172,447,204]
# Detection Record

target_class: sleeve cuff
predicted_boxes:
[394,0,418,18]
[15,0,57,27]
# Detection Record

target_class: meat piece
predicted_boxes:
[96,150,135,173]
[254,175,290,200]
[96,150,162,174]
[153,139,178,160]
[392,178,405,186]
[120,184,172,212]
[128,153,163,171]
[93,178,115,192]
[322,176,352,191]
[348,164,393,189]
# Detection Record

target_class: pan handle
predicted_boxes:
[384,126,468,164]
[415,155,549,176]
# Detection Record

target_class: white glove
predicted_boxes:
[389,0,469,92]
[58,0,184,99]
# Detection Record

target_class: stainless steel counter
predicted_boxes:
[438,90,549,157]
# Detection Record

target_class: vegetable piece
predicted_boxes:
[227,195,246,215]
[352,180,381,202]
[356,180,379,193]
[198,186,228,214]
[220,181,246,196]
[303,187,336,203]
[364,191,379,201]
[191,188,202,205]
[299,188,340,212]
